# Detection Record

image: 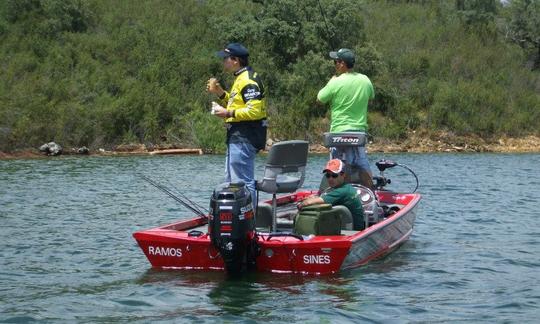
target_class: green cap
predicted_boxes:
[329,48,355,66]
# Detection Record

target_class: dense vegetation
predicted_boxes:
[0,0,538,152]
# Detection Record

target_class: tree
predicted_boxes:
[455,0,498,26]
[207,0,371,140]
[4,0,94,35]
[504,0,540,69]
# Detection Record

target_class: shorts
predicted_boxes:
[330,146,372,174]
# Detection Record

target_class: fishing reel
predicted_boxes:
[373,159,419,193]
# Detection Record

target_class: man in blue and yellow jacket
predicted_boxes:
[206,42,267,203]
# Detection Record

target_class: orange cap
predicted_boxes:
[323,159,344,174]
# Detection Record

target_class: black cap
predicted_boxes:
[216,43,249,58]
[329,48,355,66]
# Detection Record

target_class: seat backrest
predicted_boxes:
[255,203,273,229]
[265,140,309,169]
[257,140,309,194]
[293,204,341,235]
[332,205,353,230]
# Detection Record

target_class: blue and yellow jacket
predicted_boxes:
[217,66,267,150]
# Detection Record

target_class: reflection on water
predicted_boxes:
[137,268,358,316]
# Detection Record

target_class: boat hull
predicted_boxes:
[133,191,421,275]
[341,191,419,270]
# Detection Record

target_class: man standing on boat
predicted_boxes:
[317,48,375,190]
[298,159,365,230]
[206,42,267,203]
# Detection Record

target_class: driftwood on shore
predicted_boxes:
[149,148,203,155]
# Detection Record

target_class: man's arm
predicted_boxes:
[207,78,229,110]
[297,195,325,209]
[317,75,337,104]
[232,84,265,121]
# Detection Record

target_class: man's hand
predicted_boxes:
[206,78,225,97]
[297,195,324,209]
[213,106,229,118]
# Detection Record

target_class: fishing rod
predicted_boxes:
[164,178,209,215]
[139,174,208,218]
[317,0,336,49]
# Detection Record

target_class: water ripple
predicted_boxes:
[1,154,540,322]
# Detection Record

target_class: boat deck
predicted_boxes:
[185,224,360,237]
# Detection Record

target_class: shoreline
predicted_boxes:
[1,135,539,160]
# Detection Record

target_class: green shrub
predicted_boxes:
[0,0,539,152]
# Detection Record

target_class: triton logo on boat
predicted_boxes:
[303,254,331,264]
[332,136,360,144]
[148,246,183,258]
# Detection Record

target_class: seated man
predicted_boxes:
[297,159,365,230]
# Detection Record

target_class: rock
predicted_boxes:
[47,142,62,156]
[39,143,49,153]
[77,146,89,155]
[38,142,62,156]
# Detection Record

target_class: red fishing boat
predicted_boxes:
[133,136,421,275]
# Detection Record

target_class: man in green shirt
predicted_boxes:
[317,48,375,189]
[298,159,365,230]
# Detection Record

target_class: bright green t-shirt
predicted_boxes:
[317,72,374,132]
[321,183,365,230]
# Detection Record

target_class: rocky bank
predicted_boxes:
[1,134,539,160]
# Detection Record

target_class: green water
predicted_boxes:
[1,153,539,322]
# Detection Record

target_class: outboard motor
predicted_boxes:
[209,182,258,275]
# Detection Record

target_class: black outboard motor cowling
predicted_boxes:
[209,182,258,275]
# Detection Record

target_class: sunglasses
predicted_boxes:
[325,172,340,179]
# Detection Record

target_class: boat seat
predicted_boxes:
[332,205,353,230]
[293,204,342,235]
[257,140,309,194]
[256,204,351,234]
[256,140,309,231]
[255,203,272,229]
[257,202,301,230]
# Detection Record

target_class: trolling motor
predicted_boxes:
[208,182,259,275]
[373,159,419,192]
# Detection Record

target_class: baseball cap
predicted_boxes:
[216,42,249,58]
[329,48,355,66]
[322,159,344,174]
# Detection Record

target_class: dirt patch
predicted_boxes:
[0,150,44,159]
[376,132,540,153]
[310,133,540,154]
